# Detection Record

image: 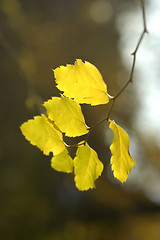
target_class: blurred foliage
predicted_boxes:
[0,0,160,239]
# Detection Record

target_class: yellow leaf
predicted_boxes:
[109,120,136,183]
[44,96,88,137]
[74,144,103,191]
[54,59,109,106]
[20,115,65,156]
[51,148,73,173]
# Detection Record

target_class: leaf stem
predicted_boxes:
[65,141,85,148]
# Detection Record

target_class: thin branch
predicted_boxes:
[141,0,148,31]
[114,1,147,100]
[84,129,92,144]
[91,0,147,125]
[89,100,115,130]
[66,0,147,149]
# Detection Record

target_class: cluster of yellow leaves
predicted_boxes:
[20,59,136,191]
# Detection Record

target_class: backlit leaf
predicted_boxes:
[74,144,103,191]
[51,148,73,173]
[109,120,136,183]
[20,115,65,156]
[54,59,109,106]
[44,96,88,137]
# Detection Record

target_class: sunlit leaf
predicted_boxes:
[109,120,136,183]
[20,115,65,156]
[74,144,103,191]
[51,148,73,173]
[54,59,109,106]
[44,96,88,137]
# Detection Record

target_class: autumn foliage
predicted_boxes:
[20,59,136,190]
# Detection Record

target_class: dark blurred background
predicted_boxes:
[1,0,160,239]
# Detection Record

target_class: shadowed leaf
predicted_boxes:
[20,115,65,156]
[44,96,88,137]
[74,144,103,191]
[51,148,73,173]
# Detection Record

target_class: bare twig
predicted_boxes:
[113,0,147,99]
[90,0,147,128]
[66,0,148,148]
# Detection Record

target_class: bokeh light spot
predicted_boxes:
[89,0,113,23]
